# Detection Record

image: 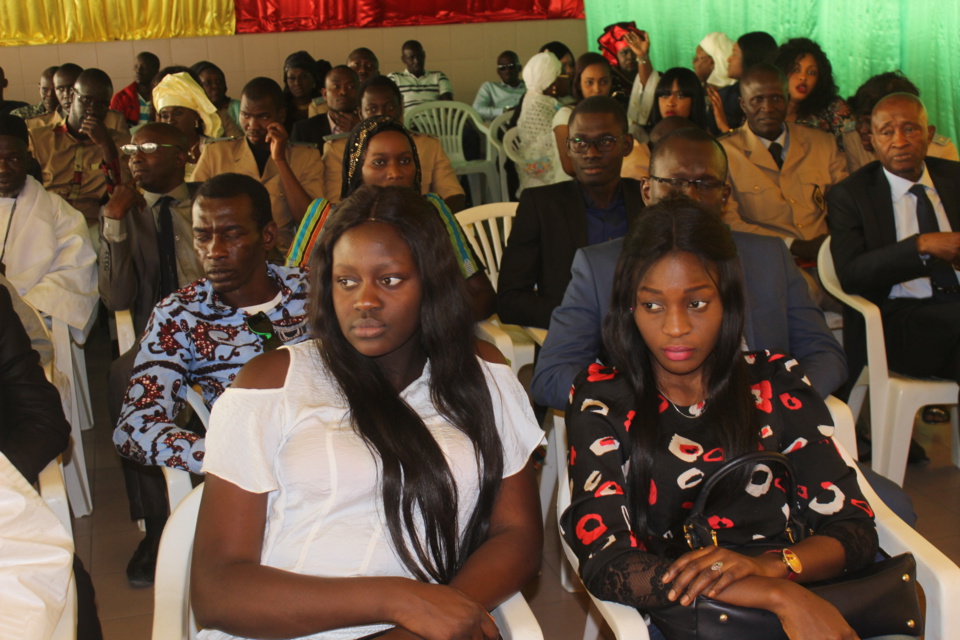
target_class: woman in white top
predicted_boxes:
[515,51,567,194]
[191,185,544,640]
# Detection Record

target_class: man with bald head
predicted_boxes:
[533,126,846,410]
[828,93,960,467]
[11,66,59,120]
[28,68,130,225]
[720,63,847,270]
[346,47,380,82]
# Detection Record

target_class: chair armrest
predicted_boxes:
[163,467,195,513]
[475,318,517,369]
[492,592,544,640]
[115,309,137,354]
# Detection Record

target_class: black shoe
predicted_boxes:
[126,535,160,588]
[907,438,930,466]
[922,406,950,424]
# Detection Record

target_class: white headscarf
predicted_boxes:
[522,51,562,95]
[699,32,736,87]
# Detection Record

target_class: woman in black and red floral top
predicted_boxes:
[560,197,893,640]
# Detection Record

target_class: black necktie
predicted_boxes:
[768,142,784,170]
[910,184,959,297]
[156,196,178,298]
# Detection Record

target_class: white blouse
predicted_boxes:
[199,340,544,640]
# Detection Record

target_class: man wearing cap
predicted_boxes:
[0,114,97,333]
[192,77,323,253]
[28,69,131,227]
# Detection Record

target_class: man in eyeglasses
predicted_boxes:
[112,172,309,587]
[472,51,525,123]
[533,126,847,412]
[719,63,847,301]
[498,95,642,330]
[27,68,131,226]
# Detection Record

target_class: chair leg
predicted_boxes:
[467,174,484,206]
[951,406,960,469]
[880,393,916,487]
[582,604,602,640]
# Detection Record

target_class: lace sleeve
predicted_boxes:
[819,517,879,573]
[585,550,675,610]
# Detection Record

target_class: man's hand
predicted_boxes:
[266,123,290,163]
[80,115,112,149]
[102,183,144,220]
[329,109,359,133]
[790,234,828,263]
[917,232,960,268]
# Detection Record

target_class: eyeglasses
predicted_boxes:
[245,312,283,352]
[120,143,181,155]
[566,135,621,153]
[497,63,520,70]
[73,93,110,110]
[648,175,726,193]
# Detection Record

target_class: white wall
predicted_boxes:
[0,19,586,108]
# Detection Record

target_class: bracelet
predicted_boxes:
[637,56,650,64]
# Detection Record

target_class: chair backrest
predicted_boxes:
[153,484,204,640]
[502,127,524,164]
[488,110,514,150]
[404,101,491,164]
[455,203,518,288]
[817,238,892,386]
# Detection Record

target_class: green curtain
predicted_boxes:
[584,0,959,142]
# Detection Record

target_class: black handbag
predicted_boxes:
[650,451,924,640]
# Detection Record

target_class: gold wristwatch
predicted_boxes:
[781,548,803,579]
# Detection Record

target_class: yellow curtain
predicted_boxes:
[0,0,235,46]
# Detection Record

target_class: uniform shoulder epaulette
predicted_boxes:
[717,128,739,140]
[288,140,318,150]
[842,119,858,133]
[932,133,952,147]
[204,135,242,144]
[411,130,438,141]
[321,132,350,144]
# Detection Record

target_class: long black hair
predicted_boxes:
[308,185,503,583]
[737,31,778,73]
[775,37,840,120]
[650,67,710,130]
[602,196,758,550]
[571,52,613,103]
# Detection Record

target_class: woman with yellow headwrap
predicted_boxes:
[152,71,242,180]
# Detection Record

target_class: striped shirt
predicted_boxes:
[387,70,453,108]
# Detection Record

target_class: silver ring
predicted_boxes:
[711,561,724,574]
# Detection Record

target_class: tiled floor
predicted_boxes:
[74,320,960,640]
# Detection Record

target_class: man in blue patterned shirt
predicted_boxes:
[112,172,310,586]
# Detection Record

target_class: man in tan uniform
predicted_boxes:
[322,75,465,211]
[192,77,323,253]
[28,68,131,226]
[720,63,847,266]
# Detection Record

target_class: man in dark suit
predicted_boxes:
[290,65,360,145]
[97,122,203,588]
[497,96,643,329]
[533,126,846,409]
[827,93,960,453]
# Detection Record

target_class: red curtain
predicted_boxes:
[235,0,583,34]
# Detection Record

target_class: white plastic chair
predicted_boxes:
[28,302,96,518]
[115,310,206,514]
[555,394,960,639]
[404,101,502,204]
[488,110,515,203]
[152,485,543,640]
[455,204,536,377]
[818,238,959,485]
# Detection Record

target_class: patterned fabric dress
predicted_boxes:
[560,351,878,611]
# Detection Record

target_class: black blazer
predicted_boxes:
[827,157,960,306]
[0,287,70,484]
[290,114,332,146]
[496,178,644,329]
[826,157,960,393]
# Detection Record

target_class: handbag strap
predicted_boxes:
[687,451,807,544]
